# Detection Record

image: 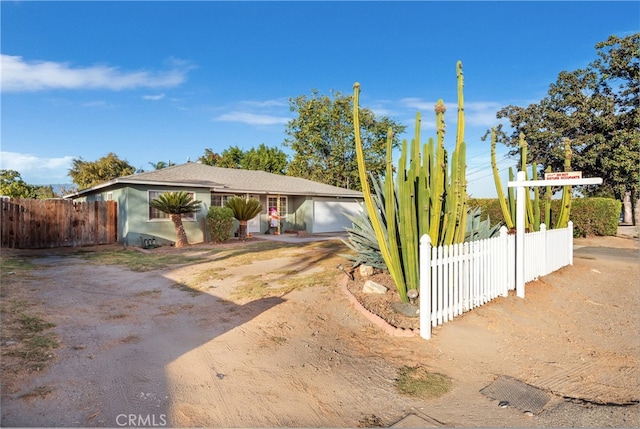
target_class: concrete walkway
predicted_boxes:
[254,231,349,244]
[618,224,639,239]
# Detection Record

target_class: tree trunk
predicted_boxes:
[171,214,190,248]
[622,191,633,224]
[238,220,247,240]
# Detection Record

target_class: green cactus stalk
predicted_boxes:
[491,128,514,229]
[429,99,447,244]
[454,61,468,243]
[532,163,541,230]
[556,138,573,229]
[545,165,552,227]
[519,133,535,231]
[508,167,516,225]
[353,82,407,302]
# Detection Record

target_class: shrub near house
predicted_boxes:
[207,206,235,243]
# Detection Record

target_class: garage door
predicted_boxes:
[312,198,363,233]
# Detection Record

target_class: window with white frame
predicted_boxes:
[106,192,113,201]
[210,194,237,208]
[267,196,287,219]
[148,191,197,221]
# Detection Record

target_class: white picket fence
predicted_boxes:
[419,221,574,339]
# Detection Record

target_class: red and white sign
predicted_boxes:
[544,171,582,181]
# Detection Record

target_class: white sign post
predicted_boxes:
[507,171,602,298]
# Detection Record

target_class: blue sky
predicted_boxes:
[1,1,638,197]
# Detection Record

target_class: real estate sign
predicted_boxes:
[544,171,582,180]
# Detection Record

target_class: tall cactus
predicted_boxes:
[352,61,468,302]
[492,132,573,231]
[490,128,514,229]
[556,138,573,228]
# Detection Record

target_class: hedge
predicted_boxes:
[468,197,621,237]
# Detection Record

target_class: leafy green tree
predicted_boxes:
[32,185,56,199]
[69,152,136,189]
[224,196,262,240]
[0,170,55,199]
[198,145,289,174]
[240,143,288,174]
[495,33,639,219]
[198,148,222,166]
[217,146,245,169]
[1,169,35,198]
[284,90,406,190]
[149,191,202,248]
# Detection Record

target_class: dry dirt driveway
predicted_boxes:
[1,235,638,428]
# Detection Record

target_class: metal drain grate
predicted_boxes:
[481,375,551,414]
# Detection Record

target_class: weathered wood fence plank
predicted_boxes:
[1,198,117,249]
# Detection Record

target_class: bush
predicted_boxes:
[560,198,621,237]
[206,206,235,243]
[468,197,621,237]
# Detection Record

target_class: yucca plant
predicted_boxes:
[225,196,262,239]
[149,191,202,248]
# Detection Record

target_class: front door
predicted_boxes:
[247,194,262,233]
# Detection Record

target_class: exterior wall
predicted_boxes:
[72,186,362,243]
[287,196,312,232]
[121,185,210,246]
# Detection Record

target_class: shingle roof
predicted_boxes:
[74,162,363,198]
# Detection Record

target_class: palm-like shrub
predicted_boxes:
[149,191,202,248]
[225,196,262,239]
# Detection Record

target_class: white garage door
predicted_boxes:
[312,198,363,234]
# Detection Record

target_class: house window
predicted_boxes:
[211,194,236,208]
[148,191,196,221]
[106,192,113,201]
[267,196,287,219]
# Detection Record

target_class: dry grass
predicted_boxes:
[1,253,62,385]
[1,255,60,378]
[77,248,208,271]
[395,365,452,399]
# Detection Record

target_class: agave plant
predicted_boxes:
[464,207,503,242]
[341,174,388,269]
[225,196,262,239]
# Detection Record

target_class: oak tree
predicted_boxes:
[68,153,136,189]
[496,33,639,220]
[283,90,406,191]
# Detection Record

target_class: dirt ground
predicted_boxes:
[1,233,638,428]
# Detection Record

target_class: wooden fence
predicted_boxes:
[1,198,117,249]
[420,223,574,339]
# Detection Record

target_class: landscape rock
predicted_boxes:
[362,280,387,294]
[391,302,420,318]
[359,265,375,277]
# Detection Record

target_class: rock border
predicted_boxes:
[339,277,419,338]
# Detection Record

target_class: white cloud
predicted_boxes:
[0,151,74,184]
[1,55,189,92]
[238,99,288,108]
[215,111,290,126]
[142,93,166,101]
